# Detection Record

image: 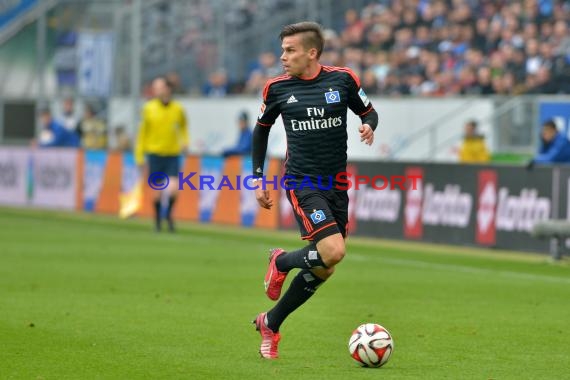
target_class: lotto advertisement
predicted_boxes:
[280,161,563,253]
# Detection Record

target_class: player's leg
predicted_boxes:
[267,233,344,332]
[255,188,338,358]
[265,187,349,324]
[148,154,163,232]
[264,189,335,301]
[310,188,349,279]
[255,254,328,359]
[164,155,181,232]
[271,188,344,274]
[263,190,343,328]
[275,231,345,272]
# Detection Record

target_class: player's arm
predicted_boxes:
[179,106,189,153]
[135,106,148,166]
[252,81,281,209]
[535,136,566,163]
[345,70,378,146]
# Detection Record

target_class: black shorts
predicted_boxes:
[148,154,180,177]
[285,187,349,243]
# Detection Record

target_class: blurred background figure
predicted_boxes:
[222,110,252,158]
[458,120,490,163]
[527,120,570,169]
[135,76,189,233]
[112,125,132,151]
[77,104,107,150]
[202,69,229,97]
[244,52,282,95]
[37,108,80,148]
[60,97,79,133]
[165,71,185,94]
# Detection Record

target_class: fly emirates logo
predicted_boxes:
[291,107,342,131]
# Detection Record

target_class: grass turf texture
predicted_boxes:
[1,207,569,380]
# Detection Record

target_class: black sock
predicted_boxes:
[166,195,176,220]
[166,196,176,231]
[266,269,325,332]
[275,243,326,272]
[153,199,161,229]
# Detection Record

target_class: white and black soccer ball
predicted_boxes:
[348,323,394,368]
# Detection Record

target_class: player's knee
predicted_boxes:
[319,241,345,267]
[312,266,335,280]
[327,245,345,266]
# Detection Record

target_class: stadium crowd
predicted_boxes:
[201,0,570,97]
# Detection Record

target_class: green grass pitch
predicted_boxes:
[1,207,569,379]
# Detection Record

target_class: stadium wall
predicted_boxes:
[0,146,567,254]
[108,97,495,162]
[0,148,281,229]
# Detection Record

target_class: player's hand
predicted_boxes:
[254,183,273,210]
[359,124,374,146]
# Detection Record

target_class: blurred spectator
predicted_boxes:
[527,66,558,94]
[60,97,80,133]
[341,9,365,48]
[112,125,132,151]
[245,52,282,95]
[458,120,490,163]
[222,111,252,158]
[37,108,80,148]
[77,104,107,150]
[137,0,570,97]
[166,72,185,94]
[202,69,229,97]
[527,120,570,169]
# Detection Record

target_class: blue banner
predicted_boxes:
[121,152,138,194]
[77,32,114,97]
[83,150,107,211]
[199,157,223,222]
[0,0,37,30]
[240,157,258,227]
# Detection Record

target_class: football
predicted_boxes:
[348,323,394,368]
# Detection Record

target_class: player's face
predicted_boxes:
[152,78,171,100]
[280,35,316,77]
[542,126,556,142]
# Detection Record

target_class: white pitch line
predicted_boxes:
[348,253,570,285]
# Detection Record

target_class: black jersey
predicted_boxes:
[256,65,375,182]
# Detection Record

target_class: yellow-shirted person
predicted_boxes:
[458,120,490,163]
[135,77,189,232]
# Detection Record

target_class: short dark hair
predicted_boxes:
[155,76,174,90]
[466,119,478,129]
[280,21,325,58]
[543,119,557,130]
[238,110,249,122]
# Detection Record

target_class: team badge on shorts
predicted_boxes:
[324,90,340,104]
[310,209,326,224]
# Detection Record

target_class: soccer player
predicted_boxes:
[135,77,189,232]
[251,21,378,359]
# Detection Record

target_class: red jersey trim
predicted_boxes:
[256,121,272,127]
[262,74,291,101]
[322,65,361,87]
